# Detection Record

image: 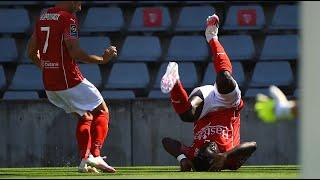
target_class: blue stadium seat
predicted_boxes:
[105,63,149,89]
[260,35,298,61]
[0,8,30,33]
[82,7,124,32]
[270,4,298,30]
[0,1,39,5]
[220,35,255,61]
[92,1,133,4]
[223,5,265,30]
[0,38,18,63]
[202,62,245,86]
[184,1,223,4]
[250,62,293,87]
[118,36,161,62]
[9,64,44,90]
[101,90,135,100]
[175,6,215,31]
[79,36,111,56]
[136,1,179,4]
[129,6,171,32]
[0,65,6,90]
[166,36,209,62]
[244,88,269,98]
[3,91,39,100]
[79,64,101,88]
[21,45,33,64]
[148,90,169,99]
[154,62,198,89]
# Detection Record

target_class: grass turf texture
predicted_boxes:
[0,165,299,179]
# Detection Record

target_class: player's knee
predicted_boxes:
[216,71,236,94]
[92,101,109,115]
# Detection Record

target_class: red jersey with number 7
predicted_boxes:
[34,7,84,91]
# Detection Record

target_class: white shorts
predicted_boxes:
[189,82,242,119]
[46,78,104,116]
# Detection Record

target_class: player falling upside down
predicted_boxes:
[27,1,116,173]
[160,14,257,172]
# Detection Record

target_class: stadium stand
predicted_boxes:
[269,4,298,30]
[3,91,39,100]
[79,36,111,56]
[128,6,171,32]
[244,88,269,98]
[148,90,169,99]
[0,8,30,33]
[175,5,215,31]
[0,1,299,100]
[223,5,265,30]
[166,35,209,62]
[250,62,294,87]
[0,1,38,5]
[260,35,298,61]
[81,7,124,32]
[105,63,149,89]
[118,36,162,62]
[0,38,18,63]
[0,65,6,91]
[101,90,135,100]
[9,64,43,90]
[79,64,102,88]
[219,35,255,61]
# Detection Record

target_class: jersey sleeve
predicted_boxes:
[62,14,79,40]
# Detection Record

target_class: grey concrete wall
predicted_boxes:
[0,99,298,167]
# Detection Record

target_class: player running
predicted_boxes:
[27,1,116,173]
[160,14,257,172]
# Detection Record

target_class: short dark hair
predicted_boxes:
[192,142,220,171]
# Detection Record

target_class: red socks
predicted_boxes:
[209,39,232,74]
[170,81,191,114]
[90,110,109,157]
[76,115,93,159]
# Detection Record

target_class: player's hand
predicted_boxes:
[254,85,294,123]
[102,46,117,64]
[254,93,276,123]
[180,158,192,172]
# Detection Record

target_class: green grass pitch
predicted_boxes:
[0,165,299,179]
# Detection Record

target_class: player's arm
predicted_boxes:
[64,39,117,64]
[27,33,42,69]
[162,137,193,171]
[179,91,204,123]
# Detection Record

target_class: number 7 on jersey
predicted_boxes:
[41,26,50,53]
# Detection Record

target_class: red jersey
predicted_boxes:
[34,7,84,91]
[182,100,244,160]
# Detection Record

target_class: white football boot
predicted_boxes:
[160,62,180,94]
[205,14,220,42]
[78,156,100,173]
[86,155,116,173]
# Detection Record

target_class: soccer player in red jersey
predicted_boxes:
[27,1,116,173]
[160,14,257,172]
